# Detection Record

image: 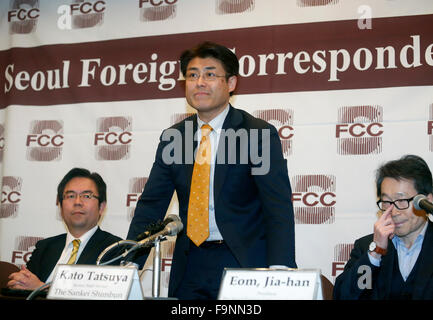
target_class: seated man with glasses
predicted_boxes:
[334,154,433,299]
[7,168,122,291]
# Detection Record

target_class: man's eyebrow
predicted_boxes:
[64,190,93,194]
[380,192,409,198]
[187,66,217,71]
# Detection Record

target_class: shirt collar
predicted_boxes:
[392,220,428,249]
[197,104,230,132]
[66,225,98,248]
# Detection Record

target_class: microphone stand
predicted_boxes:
[26,282,52,300]
[145,235,177,300]
[96,235,169,299]
[99,220,182,300]
[152,235,163,298]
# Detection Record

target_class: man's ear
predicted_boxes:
[227,75,237,93]
[98,201,107,219]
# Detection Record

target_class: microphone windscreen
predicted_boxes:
[413,194,427,211]
[136,220,165,241]
[165,220,183,236]
[164,214,180,225]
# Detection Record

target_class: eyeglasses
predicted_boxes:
[63,191,100,202]
[185,71,226,82]
[376,196,415,211]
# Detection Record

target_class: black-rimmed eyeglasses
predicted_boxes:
[376,196,415,211]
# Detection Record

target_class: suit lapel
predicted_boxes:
[213,106,243,203]
[184,115,198,192]
[412,221,433,298]
[77,228,102,264]
[376,239,396,299]
[41,235,66,281]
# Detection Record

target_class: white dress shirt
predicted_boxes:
[196,105,230,241]
[45,225,98,283]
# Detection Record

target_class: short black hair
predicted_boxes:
[180,41,239,80]
[57,168,107,207]
[376,154,433,197]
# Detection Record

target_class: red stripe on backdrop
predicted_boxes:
[1,13,433,108]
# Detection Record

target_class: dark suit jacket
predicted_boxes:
[27,227,122,282]
[333,221,433,299]
[127,105,297,297]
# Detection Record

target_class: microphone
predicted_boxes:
[136,218,183,248]
[136,214,180,241]
[413,194,433,213]
[97,215,182,266]
[162,214,181,225]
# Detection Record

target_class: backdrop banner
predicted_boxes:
[1,0,432,297]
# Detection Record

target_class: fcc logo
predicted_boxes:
[1,176,23,218]
[253,109,294,157]
[336,105,383,155]
[126,177,148,221]
[216,0,255,15]
[69,0,105,29]
[139,0,177,22]
[7,0,40,34]
[11,236,44,265]
[292,174,336,224]
[26,120,64,161]
[332,243,354,279]
[94,116,132,161]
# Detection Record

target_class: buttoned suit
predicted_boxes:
[127,105,297,297]
[27,227,122,282]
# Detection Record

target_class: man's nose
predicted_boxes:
[196,75,207,86]
[390,204,400,216]
[73,195,84,205]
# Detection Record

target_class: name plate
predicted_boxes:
[47,264,143,300]
[217,268,322,300]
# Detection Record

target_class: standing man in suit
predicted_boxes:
[334,155,433,299]
[7,168,122,291]
[127,41,297,299]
